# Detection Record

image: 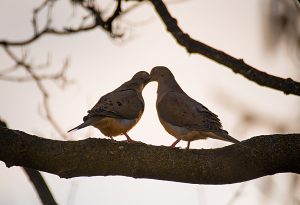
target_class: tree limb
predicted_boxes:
[0,0,123,47]
[2,0,299,96]
[0,118,57,205]
[148,0,300,96]
[23,168,57,205]
[0,127,299,185]
[2,46,70,140]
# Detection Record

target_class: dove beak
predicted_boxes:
[148,72,156,82]
[145,75,152,84]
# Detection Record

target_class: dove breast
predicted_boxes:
[85,89,144,137]
[92,117,139,137]
[158,119,208,141]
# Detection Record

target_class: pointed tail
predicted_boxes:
[67,117,101,133]
[67,122,89,132]
[213,130,255,150]
[217,131,241,144]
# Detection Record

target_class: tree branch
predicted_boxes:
[23,168,57,205]
[0,118,57,205]
[0,0,124,47]
[0,126,299,185]
[2,46,70,140]
[148,0,300,96]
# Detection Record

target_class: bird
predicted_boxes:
[149,66,241,149]
[68,71,150,142]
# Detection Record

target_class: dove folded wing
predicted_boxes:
[157,91,222,131]
[157,91,241,143]
[84,89,144,121]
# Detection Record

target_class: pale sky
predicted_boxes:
[0,0,299,205]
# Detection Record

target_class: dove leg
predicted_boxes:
[108,136,115,140]
[186,141,191,149]
[170,139,181,148]
[124,133,135,143]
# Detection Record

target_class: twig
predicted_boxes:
[32,0,50,34]
[226,183,247,205]
[3,46,70,139]
[0,0,125,47]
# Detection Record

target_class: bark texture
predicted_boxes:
[0,127,299,185]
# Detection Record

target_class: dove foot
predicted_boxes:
[108,136,116,141]
[186,141,191,149]
[170,139,181,148]
[124,133,137,143]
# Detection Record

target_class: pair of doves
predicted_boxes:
[68,66,241,149]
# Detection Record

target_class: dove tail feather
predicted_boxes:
[67,117,102,132]
[213,130,255,150]
[216,131,241,144]
[216,131,261,155]
[67,122,89,132]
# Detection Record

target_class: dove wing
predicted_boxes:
[157,91,223,132]
[84,89,144,121]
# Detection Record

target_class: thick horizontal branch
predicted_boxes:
[149,0,300,96]
[0,118,57,205]
[0,127,299,185]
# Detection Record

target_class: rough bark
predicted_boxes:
[0,119,57,205]
[0,127,299,185]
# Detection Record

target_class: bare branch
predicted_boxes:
[0,126,299,184]
[0,118,57,205]
[106,0,122,28]
[0,25,97,47]
[3,0,298,96]
[32,0,49,34]
[0,67,68,83]
[2,46,70,139]
[0,64,19,75]
[81,0,124,37]
[148,0,300,96]
[23,168,58,205]
[0,0,125,47]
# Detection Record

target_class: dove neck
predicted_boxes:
[157,78,183,96]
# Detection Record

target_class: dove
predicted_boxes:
[68,71,150,142]
[149,66,241,149]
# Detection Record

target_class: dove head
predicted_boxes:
[128,71,150,91]
[149,66,175,82]
[149,66,182,95]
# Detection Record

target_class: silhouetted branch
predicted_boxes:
[0,126,299,185]
[148,0,300,96]
[23,168,58,205]
[2,46,70,139]
[0,118,57,205]
[2,0,299,96]
[0,0,124,47]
